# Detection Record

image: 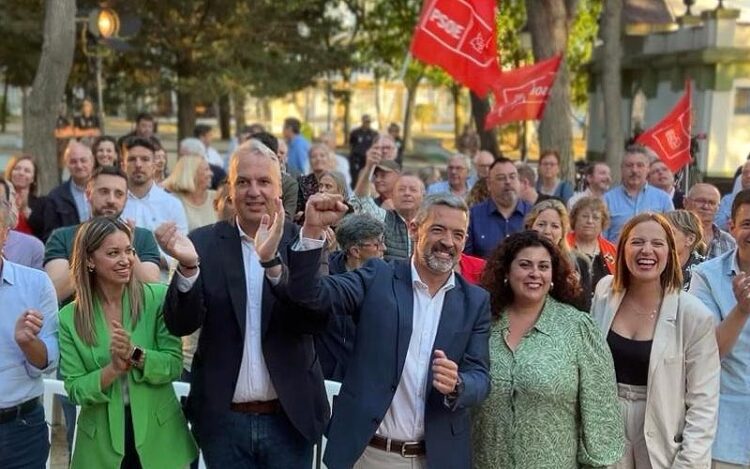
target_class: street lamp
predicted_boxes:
[89,8,120,38]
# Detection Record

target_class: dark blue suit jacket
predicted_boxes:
[286,248,491,469]
[163,221,330,443]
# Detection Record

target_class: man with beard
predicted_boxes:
[120,137,188,271]
[350,160,424,261]
[280,192,490,469]
[566,162,611,210]
[44,165,161,304]
[602,144,673,241]
[465,157,531,259]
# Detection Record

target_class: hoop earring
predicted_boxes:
[87,265,95,273]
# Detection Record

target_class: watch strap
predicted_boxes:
[259,254,282,268]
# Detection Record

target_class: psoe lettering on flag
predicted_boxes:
[484,54,562,129]
[410,0,501,97]
[636,81,692,173]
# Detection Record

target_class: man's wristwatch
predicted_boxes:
[450,375,464,398]
[129,346,145,368]
[179,257,200,270]
[259,254,282,268]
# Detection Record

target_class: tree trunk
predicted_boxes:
[1,76,8,133]
[402,73,423,152]
[525,0,577,180]
[233,90,246,133]
[177,90,195,143]
[22,0,77,194]
[601,0,624,181]
[218,94,231,139]
[470,91,499,156]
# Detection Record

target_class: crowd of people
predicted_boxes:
[1,109,749,469]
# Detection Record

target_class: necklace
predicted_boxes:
[623,292,663,320]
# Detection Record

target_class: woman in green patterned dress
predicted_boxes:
[472,231,624,468]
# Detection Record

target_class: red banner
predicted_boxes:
[484,55,562,129]
[410,0,501,97]
[636,82,692,173]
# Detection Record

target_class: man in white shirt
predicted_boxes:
[285,192,491,469]
[157,139,329,468]
[121,137,188,271]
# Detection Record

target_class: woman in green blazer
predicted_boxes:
[58,217,197,469]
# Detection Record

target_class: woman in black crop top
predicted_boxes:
[590,212,720,468]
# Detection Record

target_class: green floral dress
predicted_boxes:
[472,297,624,469]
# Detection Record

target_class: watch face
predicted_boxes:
[131,347,143,362]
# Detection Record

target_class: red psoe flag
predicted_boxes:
[409,0,501,97]
[636,82,693,173]
[484,54,562,129]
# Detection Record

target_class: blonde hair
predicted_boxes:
[309,143,337,173]
[612,212,683,293]
[162,155,206,194]
[663,209,706,255]
[524,199,572,256]
[569,196,611,231]
[71,217,143,346]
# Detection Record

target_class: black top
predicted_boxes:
[607,329,652,386]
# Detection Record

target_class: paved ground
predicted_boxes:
[50,423,69,469]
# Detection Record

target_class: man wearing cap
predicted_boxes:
[349,115,379,187]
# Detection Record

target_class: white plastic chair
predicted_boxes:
[312,380,342,469]
[171,381,206,469]
[43,378,79,469]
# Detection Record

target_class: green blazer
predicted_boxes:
[59,283,197,469]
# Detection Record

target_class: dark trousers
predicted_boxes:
[121,405,142,469]
[0,403,49,469]
[196,409,312,469]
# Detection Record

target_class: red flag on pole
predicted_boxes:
[409,0,501,97]
[484,55,562,129]
[636,82,693,173]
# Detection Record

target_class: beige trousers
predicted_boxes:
[610,384,652,469]
[353,445,427,469]
[712,461,750,469]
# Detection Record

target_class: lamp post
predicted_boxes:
[79,7,121,133]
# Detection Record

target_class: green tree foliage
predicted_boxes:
[0,0,44,87]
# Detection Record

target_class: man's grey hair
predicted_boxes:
[448,153,471,170]
[414,193,469,227]
[336,214,385,252]
[179,137,206,158]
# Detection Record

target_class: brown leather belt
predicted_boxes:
[230,399,281,414]
[368,434,426,458]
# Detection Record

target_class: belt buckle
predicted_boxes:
[400,442,419,458]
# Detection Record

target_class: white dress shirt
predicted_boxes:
[376,261,455,441]
[122,183,189,235]
[175,221,325,403]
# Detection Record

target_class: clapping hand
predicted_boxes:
[14,310,43,347]
[733,272,750,315]
[256,198,285,262]
[432,350,459,395]
[155,222,199,268]
[110,321,131,373]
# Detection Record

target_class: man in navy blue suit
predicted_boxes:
[279,192,491,469]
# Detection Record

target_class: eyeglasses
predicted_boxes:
[687,197,718,208]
